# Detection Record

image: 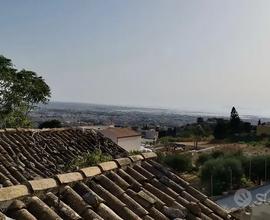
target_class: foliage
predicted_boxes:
[160,153,193,172]
[196,153,213,167]
[197,117,204,124]
[200,157,243,195]
[0,55,51,128]
[213,119,229,139]
[241,155,270,182]
[159,136,182,144]
[39,120,62,129]
[158,127,177,138]
[129,150,142,155]
[213,107,253,140]
[198,148,270,195]
[65,149,112,171]
[230,106,241,133]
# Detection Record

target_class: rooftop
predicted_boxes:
[100,127,141,139]
[0,127,127,187]
[0,152,232,220]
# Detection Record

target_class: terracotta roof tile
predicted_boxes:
[114,157,132,167]
[100,127,140,139]
[79,166,101,178]
[0,139,233,220]
[0,185,29,202]
[98,161,118,172]
[27,178,58,192]
[0,128,127,189]
[0,155,232,220]
[56,172,84,185]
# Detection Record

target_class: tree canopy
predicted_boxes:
[0,55,51,128]
[230,106,241,133]
[39,120,62,129]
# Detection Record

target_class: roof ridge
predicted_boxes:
[0,152,157,207]
[0,127,77,133]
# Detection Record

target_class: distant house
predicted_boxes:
[100,127,141,152]
[141,129,159,141]
[79,125,114,131]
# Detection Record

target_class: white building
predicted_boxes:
[142,129,159,141]
[100,127,141,152]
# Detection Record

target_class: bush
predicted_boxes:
[162,153,193,172]
[196,150,228,167]
[65,149,112,171]
[198,148,270,195]
[241,155,270,182]
[213,120,229,139]
[212,150,225,158]
[200,157,244,195]
[196,153,213,167]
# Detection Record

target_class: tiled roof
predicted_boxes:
[0,152,233,220]
[100,127,141,139]
[0,128,127,188]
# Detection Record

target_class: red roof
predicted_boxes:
[100,127,140,139]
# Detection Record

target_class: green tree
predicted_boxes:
[230,107,241,134]
[0,55,51,128]
[213,119,229,139]
[163,153,193,172]
[201,157,243,195]
[193,124,205,149]
[39,120,62,129]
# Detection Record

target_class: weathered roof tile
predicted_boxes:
[0,185,29,202]
[0,128,231,220]
[80,166,101,178]
[28,178,58,192]
[129,155,144,162]
[141,152,157,160]
[56,172,83,185]
[114,157,132,167]
[98,161,118,172]
[27,196,62,220]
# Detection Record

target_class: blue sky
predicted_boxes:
[1,0,270,116]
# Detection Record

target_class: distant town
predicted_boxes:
[31,101,268,128]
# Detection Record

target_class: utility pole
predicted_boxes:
[265,158,267,182]
[230,168,233,190]
[210,174,213,196]
[249,159,251,180]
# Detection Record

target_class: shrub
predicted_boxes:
[241,155,270,182]
[65,149,112,171]
[196,153,213,167]
[265,139,270,148]
[212,150,225,158]
[200,157,243,195]
[196,150,226,167]
[163,153,193,172]
[129,150,142,155]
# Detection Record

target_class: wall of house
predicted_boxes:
[117,136,141,152]
[100,133,118,143]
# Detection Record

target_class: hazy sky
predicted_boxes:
[1,0,270,116]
